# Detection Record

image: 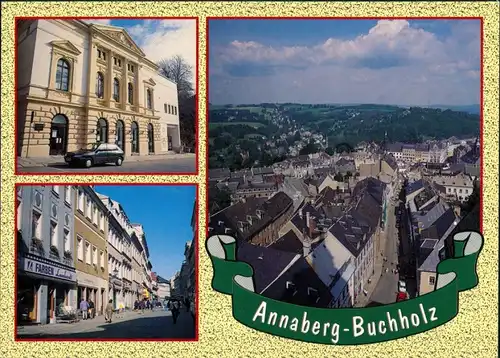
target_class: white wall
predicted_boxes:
[17,20,38,92]
[31,20,90,97]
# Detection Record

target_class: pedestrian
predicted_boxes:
[151,300,154,311]
[79,298,89,320]
[105,299,114,323]
[141,299,145,314]
[88,299,95,319]
[184,297,190,313]
[171,300,180,324]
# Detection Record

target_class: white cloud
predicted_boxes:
[82,19,112,26]
[210,20,480,105]
[129,20,197,80]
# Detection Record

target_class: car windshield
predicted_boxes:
[82,143,100,151]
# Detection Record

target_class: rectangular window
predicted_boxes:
[103,52,106,60]
[92,246,98,265]
[168,104,171,114]
[64,229,70,252]
[77,236,84,261]
[164,103,168,113]
[174,106,177,115]
[65,186,71,204]
[100,251,105,268]
[50,221,58,247]
[429,276,436,286]
[78,190,84,212]
[97,49,101,58]
[85,241,91,264]
[99,212,104,231]
[31,211,42,239]
[86,198,91,219]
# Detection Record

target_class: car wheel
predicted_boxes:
[116,157,123,166]
[84,159,93,168]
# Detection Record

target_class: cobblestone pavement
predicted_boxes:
[17,309,195,339]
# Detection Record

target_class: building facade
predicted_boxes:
[97,193,135,309]
[17,19,181,158]
[132,224,153,299]
[17,185,77,324]
[156,276,171,300]
[74,186,109,316]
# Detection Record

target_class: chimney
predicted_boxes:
[306,212,310,228]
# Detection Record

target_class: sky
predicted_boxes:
[208,19,481,106]
[84,19,196,87]
[94,185,196,280]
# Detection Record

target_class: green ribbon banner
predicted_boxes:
[207,231,483,345]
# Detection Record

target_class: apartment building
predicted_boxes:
[17,185,77,324]
[74,186,109,316]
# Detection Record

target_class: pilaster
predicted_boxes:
[106,50,114,106]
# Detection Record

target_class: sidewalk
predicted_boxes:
[17,153,195,168]
[17,309,159,336]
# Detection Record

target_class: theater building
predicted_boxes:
[73,186,109,316]
[16,185,77,325]
[16,19,181,158]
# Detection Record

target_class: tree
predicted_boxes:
[208,186,231,215]
[157,55,194,100]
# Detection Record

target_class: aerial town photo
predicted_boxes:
[16,18,197,174]
[16,185,197,339]
[207,19,481,308]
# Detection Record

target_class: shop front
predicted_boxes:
[17,253,77,325]
[76,271,108,316]
[108,276,123,310]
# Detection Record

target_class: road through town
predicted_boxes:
[17,309,195,339]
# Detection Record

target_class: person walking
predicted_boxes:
[171,300,180,324]
[80,298,89,320]
[105,299,114,323]
[88,299,95,319]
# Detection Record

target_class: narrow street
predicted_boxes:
[369,192,401,305]
[17,309,195,339]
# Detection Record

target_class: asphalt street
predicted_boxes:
[370,197,400,305]
[17,309,195,339]
[17,157,196,174]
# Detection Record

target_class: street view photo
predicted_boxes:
[16,18,197,174]
[16,185,197,339]
[207,19,481,308]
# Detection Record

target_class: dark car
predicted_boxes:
[65,143,124,168]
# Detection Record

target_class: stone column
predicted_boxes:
[88,38,97,104]
[106,50,114,107]
[135,64,143,112]
[121,58,128,110]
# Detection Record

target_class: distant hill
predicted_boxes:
[425,104,480,115]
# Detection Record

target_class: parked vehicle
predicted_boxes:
[65,143,124,168]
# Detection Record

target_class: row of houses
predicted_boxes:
[209,176,390,309]
[17,185,154,324]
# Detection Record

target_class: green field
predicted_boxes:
[209,122,265,129]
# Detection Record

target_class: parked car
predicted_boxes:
[65,143,124,168]
[398,280,407,292]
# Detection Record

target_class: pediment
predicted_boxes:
[50,40,81,56]
[91,24,145,57]
[144,78,156,86]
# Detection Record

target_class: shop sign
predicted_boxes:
[23,257,76,282]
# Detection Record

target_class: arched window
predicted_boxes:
[55,59,70,91]
[146,89,152,109]
[113,78,120,101]
[96,72,104,99]
[128,82,133,104]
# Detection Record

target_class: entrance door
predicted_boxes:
[131,122,139,154]
[147,123,154,154]
[97,118,108,143]
[116,120,125,152]
[168,136,173,151]
[49,115,68,155]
